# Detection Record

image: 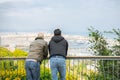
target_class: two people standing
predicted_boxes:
[25,29,68,80]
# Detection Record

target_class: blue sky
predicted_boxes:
[0,0,120,36]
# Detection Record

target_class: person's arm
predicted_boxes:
[48,41,51,54]
[66,41,68,56]
[43,42,48,58]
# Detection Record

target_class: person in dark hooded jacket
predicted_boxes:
[48,29,68,80]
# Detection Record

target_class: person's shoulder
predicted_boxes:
[42,40,48,44]
[63,37,67,41]
[63,38,68,44]
[31,40,36,43]
[44,41,48,44]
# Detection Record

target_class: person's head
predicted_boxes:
[35,32,44,40]
[54,29,61,36]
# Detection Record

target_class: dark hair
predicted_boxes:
[54,29,61,36]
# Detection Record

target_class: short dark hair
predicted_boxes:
[54,29,61,36]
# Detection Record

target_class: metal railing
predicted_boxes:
[0,56,120,80]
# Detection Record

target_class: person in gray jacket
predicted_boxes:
[25,33,48,80]
[48,29,68,80]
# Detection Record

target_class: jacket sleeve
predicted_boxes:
[43,42,48,58]
[66,40,68,56]
[48,41,51,54]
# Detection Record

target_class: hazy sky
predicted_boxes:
[0,0,120,35]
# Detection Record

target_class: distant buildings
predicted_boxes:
[0,32,115,56]
[0,32,53,51]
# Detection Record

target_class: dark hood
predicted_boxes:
[51,36,64,43]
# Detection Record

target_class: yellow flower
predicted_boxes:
[14,77,21,80]
[5,78,10,80]
[1,71,5,76]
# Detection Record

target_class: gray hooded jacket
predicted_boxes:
[48,36,68,58]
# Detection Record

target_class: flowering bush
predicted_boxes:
[0,69,26,80]
[0,47,97,80]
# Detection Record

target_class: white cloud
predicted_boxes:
[0,0,33,4]
[5,6,54,17]
[6,11,32,17]
[0,0,13,3]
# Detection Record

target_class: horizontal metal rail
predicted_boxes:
[0,56,120,60]
[0,56,120,80]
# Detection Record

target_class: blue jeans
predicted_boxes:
[25,61,40,80]
[50,57,66,80]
